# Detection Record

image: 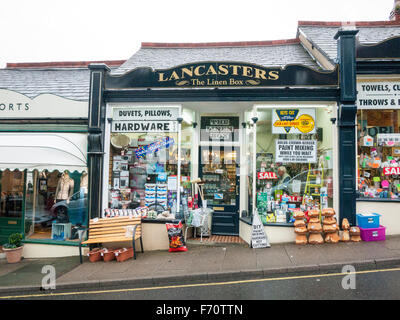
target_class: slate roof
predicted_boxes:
[298,23,400,64]
[0,68,91,101]
[112,40,322,75]
[0,61,124,101]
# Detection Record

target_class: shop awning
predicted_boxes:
[0,132,87,172]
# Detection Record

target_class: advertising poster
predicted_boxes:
[272,109,316,134]
[275,139,317,163]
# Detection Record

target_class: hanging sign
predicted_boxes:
[275,140,317,163]
[200,116,239,141]
[377,134,400,147]
[272,109,316,134]
[251,212,270,249]
[357,81,400,109]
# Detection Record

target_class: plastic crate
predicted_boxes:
[356,213,381,229]
[51,223,72,240]
[360,225,386,242]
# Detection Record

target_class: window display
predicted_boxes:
[357,109,400,199]
[253,107,334,225]
[106,122,193,220]
[24,170,88,241]
[0,170,24,219]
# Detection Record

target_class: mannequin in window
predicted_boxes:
[54,171,74,204]
[80,171,88,195]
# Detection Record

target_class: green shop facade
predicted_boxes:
[86,29,359,248]
[1,26,399,258]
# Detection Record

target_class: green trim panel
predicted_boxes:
[0,124,88,132]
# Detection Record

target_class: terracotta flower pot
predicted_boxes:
[3,246,23,264]
[115,248,134,262]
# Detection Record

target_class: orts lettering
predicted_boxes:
[0,102,30,111]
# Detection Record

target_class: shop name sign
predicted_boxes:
[105,62,339,89]
[0,89,87,118]
[357,81,400,109]
[157,63,280,87]
[275,139,317,163]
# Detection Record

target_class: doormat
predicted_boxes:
[189,235,246,244]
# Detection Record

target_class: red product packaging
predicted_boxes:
[166,221,188,252]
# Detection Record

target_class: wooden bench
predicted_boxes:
[79,216,143,263]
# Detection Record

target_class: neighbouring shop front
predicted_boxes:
[0,89,89,257]
[87,30,357,248]
[356,78,400,235]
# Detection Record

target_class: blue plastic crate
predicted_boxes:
[356,213,381,229]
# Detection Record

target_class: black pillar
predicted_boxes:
[87,64,110,219]
[334,29,359,226]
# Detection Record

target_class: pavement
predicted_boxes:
[1,236,400,295]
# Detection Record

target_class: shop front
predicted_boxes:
[87,31,357,248]
[0,88,89,257]
[356,77,400,235]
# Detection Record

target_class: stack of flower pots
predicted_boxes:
[322,208,340,243]
[294,211,308,245]
[350,226,362,242]
[340,218,351,242]
[307,209,324,244]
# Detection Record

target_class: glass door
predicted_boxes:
[199,146,239,213]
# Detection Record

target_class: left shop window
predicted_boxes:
[0,170,24,218]
[24,170,88,241]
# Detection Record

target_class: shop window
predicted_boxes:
[357,109,400,199]
[107,123,192,219]
[0,170,24,218]
[24,170,88,241]
[253,107,334,225]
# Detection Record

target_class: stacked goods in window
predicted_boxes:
[340,218,351,242]
[307,209,324,244]
[322,208,340,243]
[293,211,308,245]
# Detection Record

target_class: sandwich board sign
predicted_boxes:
[251,211,270,249]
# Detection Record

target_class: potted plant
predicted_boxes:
[3,233,24,263]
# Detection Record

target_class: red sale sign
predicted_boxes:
[257,172,278,180]
[383,167,400,175]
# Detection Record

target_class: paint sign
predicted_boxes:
[272,109,316,134]
[383,167,400,175]
[357,81,400,109]
[275,140,317,163]
[257,172,278,180]
[251,212,270,249]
